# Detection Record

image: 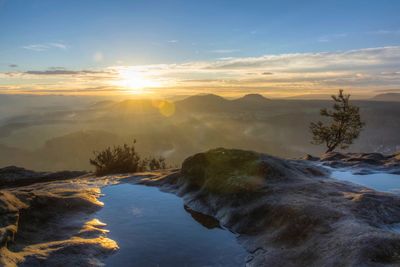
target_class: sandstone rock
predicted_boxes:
[1,148,400,266]
[140,148,400,267]
[302,154,319,161]
[319,151,400,174]
[0,176,116,266]
[179,148,326,195]
[0,166,87,187]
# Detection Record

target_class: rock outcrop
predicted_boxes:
[140,148,400,267]
[1,148,400,266]
[0,166,87,187]
[0,175,117,266]
[313,152,400,174]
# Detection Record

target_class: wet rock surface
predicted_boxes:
[315,152,400,175]
[1,148,400,266]
[0,175,118,266]
[139,148,400,267]
[0,166,87,187]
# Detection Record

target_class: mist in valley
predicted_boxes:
[1,93,399,171]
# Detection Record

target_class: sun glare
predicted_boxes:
[115,69,160,94]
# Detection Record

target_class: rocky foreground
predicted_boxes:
[1,148,400,266]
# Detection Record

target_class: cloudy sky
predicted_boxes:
[1,0,400,97]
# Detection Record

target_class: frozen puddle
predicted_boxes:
[330,170,400,193]
[96,183,246,266]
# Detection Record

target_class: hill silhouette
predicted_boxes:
[371,93,400,102]
[1,94,400,171]
[233,93,269,103]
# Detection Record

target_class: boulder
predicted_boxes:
[179,148,325,194]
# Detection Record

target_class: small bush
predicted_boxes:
[148,156,167,170]
[89,140,166,176]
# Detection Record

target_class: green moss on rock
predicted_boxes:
[181,148,274,194]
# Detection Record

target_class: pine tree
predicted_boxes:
[310,90,365,153]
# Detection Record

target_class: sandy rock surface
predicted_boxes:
[0,166,87,187]
[1,148,400,266]
[140,148,400,267]
[0,174,119,266]
[317,152,400,174]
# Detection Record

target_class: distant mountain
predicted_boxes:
[176,93,273,112]
[371,93,400,102]
[233,94,270,104]
[284,94,332,100]
[110,99,160,114]
[175,94,229,112]
[178,94,227,104]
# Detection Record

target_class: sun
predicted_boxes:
[115,69,160,94]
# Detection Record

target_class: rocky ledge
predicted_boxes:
[140,148,400,267]
[304,151,400,174]
[1,148,400,266]
[0,172,118,266]
[0,166,87,188]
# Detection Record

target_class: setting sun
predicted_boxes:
[114,69,160,94]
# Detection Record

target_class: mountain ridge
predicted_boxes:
[371,93,400,102]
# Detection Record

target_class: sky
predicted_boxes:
[0,0,400,98]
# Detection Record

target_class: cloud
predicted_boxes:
[93,52,104,62]
[317,33,347,43]
[2,46,400,97]
[24,70,108,75]
[8,64,18,68]
[48,67,67,71]
[117,46,400,96]
[48,42,67,49]
[210,49,240,54]
[22,42,68,52]
[167,40,179,43]
[25,70,79,75]
[368,29,400,35]
[22,44,48,52]
[203,46,400,71]
[0,85,123,95]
